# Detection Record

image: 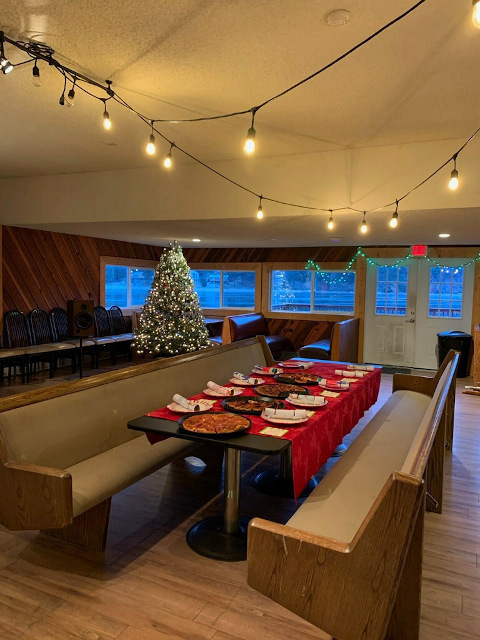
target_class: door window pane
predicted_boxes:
[191,270,221,308]
[271,271,312,312]
[105,265,128,307]
[375,266,408,316]
[130,268,155,306]
[222,271,255,308]
[428,266,463,318]
[313,272,355,313]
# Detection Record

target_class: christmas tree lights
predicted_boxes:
[134,243,211,356]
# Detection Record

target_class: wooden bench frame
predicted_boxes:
[247,353,459,640]
[0,337,274,550]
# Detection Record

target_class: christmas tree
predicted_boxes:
[134,243,211,356]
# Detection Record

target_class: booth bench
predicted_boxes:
[298,317,360,362]
[247,350,458,640]
[0,337,273,551]
[221,313,294,359]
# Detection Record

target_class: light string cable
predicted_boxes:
[2,1,477,222]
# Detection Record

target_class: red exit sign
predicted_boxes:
[411,245,428,257]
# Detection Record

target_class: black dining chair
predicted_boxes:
[109,305,134,361]
[4,310,57,381]
[50,307,96,370]
[29,308,78,375]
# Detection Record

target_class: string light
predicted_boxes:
[163,143,174,169]
[146,121,156,155]
[66,76,76,107]
[256,196,264,220]
[473,0,480,28]
[327,210,335,230]
[448,154,459,190]
[244,109,257,155]
[360,212,368,234]
[32,61,41,87]
[389,200,399,228]
[102,100,111,130]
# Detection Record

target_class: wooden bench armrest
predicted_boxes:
[0,461,72,531]
[392,372,437,396]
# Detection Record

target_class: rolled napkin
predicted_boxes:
[281,360,314,370]
[263,407,308,420]
[233,371,261,384]
[334,369,367,378]
[207,381,236,395]
[346,364,375,372]
[172,394,200,411]
[253,365,282,374]
[288,393,326,406]
[318,377,350,388]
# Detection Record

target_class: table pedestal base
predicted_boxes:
[186,516,249,561]
[251,470,318,498]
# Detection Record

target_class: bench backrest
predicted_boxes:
[0,338,268,470]
[247,355,458,640]
[222,313,267,344]
[331,317,359,362]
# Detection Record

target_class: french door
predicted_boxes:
[364,259,474,369]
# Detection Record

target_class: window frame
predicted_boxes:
[263,262,359,321]
[188,263,262,316]
[428,265,464,319]
[100,256,158,315]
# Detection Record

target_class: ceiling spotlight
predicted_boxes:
[32,60,41,87]
[473,0,480,28]
[327,211,335,230]
[102,101,111,130]
[438,233,451,238]
[360,212,368,234]
[326,9,351,27]
[244,108,257,155]
[256,196,264,220]
[192,238,201,243]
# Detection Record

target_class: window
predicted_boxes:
[190,269,256,310]
[428,266,463,318]
[104,263,155,309]
[270,270,356,314]
[375,266,408,316]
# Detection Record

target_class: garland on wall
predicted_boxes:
[306,247,480,279]
[0,1,479,229]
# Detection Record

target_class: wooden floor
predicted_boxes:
[0,372,478,639]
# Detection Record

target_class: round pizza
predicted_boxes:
[274,372,320,385]
[254,383,308,398]
[222,397,285,415]
[179,412,250,435]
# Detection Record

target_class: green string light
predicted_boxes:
[306,247,480,274]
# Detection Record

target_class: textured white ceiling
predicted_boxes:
[1,0,480,246]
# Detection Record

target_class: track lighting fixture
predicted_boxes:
[327,211,335,230]
[256,196,264,220]
[146,121,156,155]
[473,0,480,28]
[0,33,13,74]
[389,201,399,228]
[448,154,459,191]
[102,100,111,130]
[32,60,41,87]
[163,143,174,169]
[360,212,368,234]
[244,109,257,155]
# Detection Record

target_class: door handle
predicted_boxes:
[405,319,415,323]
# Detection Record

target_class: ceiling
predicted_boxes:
[1,0,480,247]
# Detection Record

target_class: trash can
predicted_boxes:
[437,330,472,378]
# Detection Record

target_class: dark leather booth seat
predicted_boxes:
[222,313,294,359]
[299,318,360,363]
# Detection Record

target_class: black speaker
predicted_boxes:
[67,299,94,337]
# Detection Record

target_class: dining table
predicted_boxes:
[128,359,381,561]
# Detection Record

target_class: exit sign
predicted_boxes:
[411,245,428,257]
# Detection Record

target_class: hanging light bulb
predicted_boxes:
[244,109,257,155]
[473,0,480,28]
[448,156,459,191]
[163,143,174,169]
[102,100,111,130]
[327,210,335,230]
[0,32,13,75]
[66,76,76,107]
[146,121,156,156]
[256,196,264,220]
[32,61,41,87]
[389,200,399,228]
[361,212,368,234]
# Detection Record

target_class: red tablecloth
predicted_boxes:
[147,362,381,498]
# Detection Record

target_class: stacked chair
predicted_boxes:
[94,306,133,364]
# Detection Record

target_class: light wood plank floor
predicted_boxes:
[0,373,478,639]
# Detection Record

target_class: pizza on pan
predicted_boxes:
[180,412,250,434]
[255,383,308,398]
[275,372,320,385]
[222,397,285,415]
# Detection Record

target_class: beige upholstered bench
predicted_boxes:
[0,337,273,551]
[248,351,459,640]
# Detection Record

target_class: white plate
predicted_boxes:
[278,361,313,369]
[229,377,265,386]
[287,398,328,409]
[252,367,283,375]
[262,416,309,425]
[203,387,243,397]
[166,399,216,413]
